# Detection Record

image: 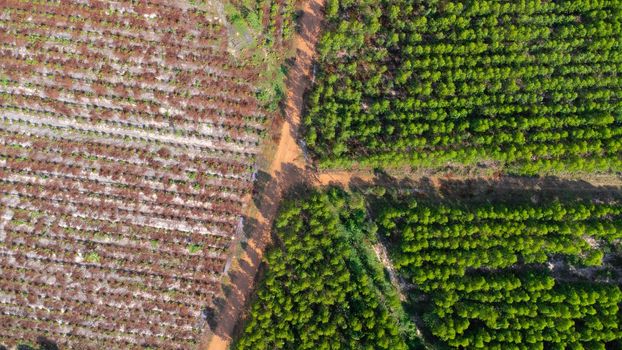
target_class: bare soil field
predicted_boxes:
[0,1,270,349]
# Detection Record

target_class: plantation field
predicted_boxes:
[235,190,422,349]
[380,199,622,349]
[235,186,622,349]
[0,0,270,348]
[230,0,298,47]
[304,0,622,173]
[3,0,622,349]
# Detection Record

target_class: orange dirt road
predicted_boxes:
[203,0,326,349]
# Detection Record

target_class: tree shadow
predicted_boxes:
[201,306,219,331]
[284,48,312,132]
[347,171,622,206]
[242,216,259,239]
[17,346,35,350]
[252,170,274,212]
[283,0,323,143]
[297,0,324,49]
[280,163,316,200]
[434,175,622,205]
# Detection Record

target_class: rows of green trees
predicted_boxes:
[423,270,622,349]
[235,190,422,349]
[380,201,622,289]
[304,0,622,173]
[380,199,622,349]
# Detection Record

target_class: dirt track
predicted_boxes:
[203,0,325,348]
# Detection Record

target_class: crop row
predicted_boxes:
[2,223,226,277]
[0,118,257,170]
[5,0,223,40]
[0,289,199,337]
[0,139,252,192]
[0,39,254,93]
[4,224,225,275]
[0,267,204,318]
[0,88,261,145]
[0,164,246,210]
[0,116,258,164]
[0,26,253,84]
[3,5,224,49]
[0,172,241,219]
[0,184,236,236]
[0,86,263,150]
[0,30,244,86]
[0,78,265,129]
[8,218,227,258]
[0,124,256,180]
[0,61,260,128]
[0,53,258,117]
[2,250,219,301]
[0,131,253,182]
[32,212,231,252]
[0,252,218,308]
[0,148,251,198]
[0,313,196,350]
[0,85,265,134]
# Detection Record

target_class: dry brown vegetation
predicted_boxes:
[0,1,271,349]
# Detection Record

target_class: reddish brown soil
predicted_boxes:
[203,0,326,348]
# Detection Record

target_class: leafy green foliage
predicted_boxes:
[305,0,622,173]
[84,252,101,264]
[380,199,622,349]
[187,244,203,254]
[235,190,417,350]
